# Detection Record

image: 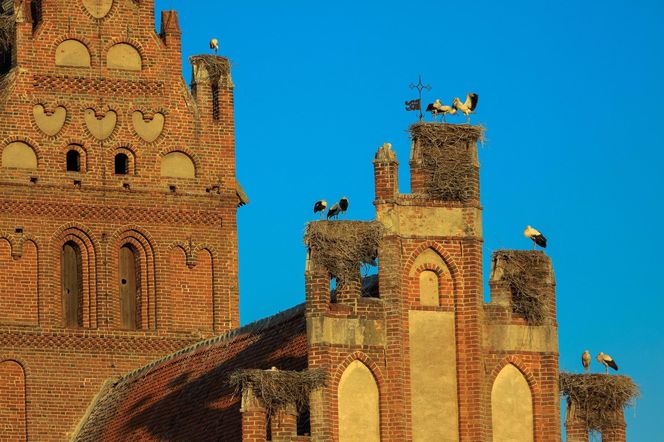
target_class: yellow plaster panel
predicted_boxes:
[485,324,558,353]
[409,310,459,442]
[161,151,196,178]
[132,111,165,142]
[2,142,37,169]
[82,0,113,18]
[377,205,481,238]
[84,109,117,140]
[307,316,385,347]
[33,105,66,136]
[55,40,91,67]
[338,361,380,442]
[491,364,534,442]
[107,43,142,71]
[419,271,439,306]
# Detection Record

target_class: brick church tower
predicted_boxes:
[0,0,241,439]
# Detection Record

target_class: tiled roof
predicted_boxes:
[73,304,307,441]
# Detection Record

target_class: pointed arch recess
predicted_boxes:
[491,362,534,442]
[337,360,380,442]
[0,359,27,440]
[0,239,38,325]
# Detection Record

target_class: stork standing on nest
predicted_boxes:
[313,200,327,219]
[582,350,591,372]
[524,225,547,249]
[596,352,619,374]
[426,99,457,122]
[327,197,349,220]
[210,38,219,54]
[452,93,479,123]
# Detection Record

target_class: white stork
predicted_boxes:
[452,92,479,123]
[596,352,618,374]
[426,99,457,122]
[326,197,349,220]
[210,38,219,54]
[313,200,327,219]
[582,350,591,372]
[524,225,547,249]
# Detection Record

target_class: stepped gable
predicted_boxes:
[73,304,307,442]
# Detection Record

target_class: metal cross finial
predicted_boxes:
[409,75,431,121]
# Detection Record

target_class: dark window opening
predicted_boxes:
[119,244,141,330]
[297,404,311,436]
[62,241,83,327]
[211,83,220,120]
[66,150,80,172]
[30,0,42,31]
[330,276,338,303]
[115,153,129,175]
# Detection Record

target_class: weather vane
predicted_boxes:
[405,75,431,121]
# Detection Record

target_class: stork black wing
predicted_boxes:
[314,201,325,213]
[339,199,349,211]
[607,359,618,371]
[426,103,435,112]
[469,93,479,111]
[534,234,547,248]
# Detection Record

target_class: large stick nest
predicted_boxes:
[492,250,549,324]
[560,372,639,432]
[189,55,231,84]
[409,122,484,202]
[0,10,14,52]
[304,221,384,282]
[229,368,327,415]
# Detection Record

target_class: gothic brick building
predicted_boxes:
[0,1,630,441]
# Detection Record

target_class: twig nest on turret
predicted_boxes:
[304,221,384,283]
[559,372,639,432]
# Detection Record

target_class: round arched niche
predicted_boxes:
[1,142,37,169]
[107,43,142,71]
[55,40,91,67]
[160,151,196,178]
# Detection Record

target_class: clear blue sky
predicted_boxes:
[158,1,663,438]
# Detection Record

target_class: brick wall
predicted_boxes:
[0,0,239,439]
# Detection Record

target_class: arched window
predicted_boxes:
[107,43,142,71]
[2,142,37,169]
[61,241,83,327]
[119,244,140,329]
[66,149,80,172]
[115,153,128,175]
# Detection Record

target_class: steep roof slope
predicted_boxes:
[73,304,307,441]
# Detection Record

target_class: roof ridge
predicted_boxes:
[119,303,305,383]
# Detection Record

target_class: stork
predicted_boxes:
[338,197,349,217]
[452,92,479,123]
[313,200,327,219]
[210,38,219,54]
[582,350,591,372]
[524,225,547,249]
[426,99,457,122]
[596,352,618,374]
[326,197,349,220]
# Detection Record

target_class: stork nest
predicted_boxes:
[492,250,550,324]
[189,55,231,84]
[560,372,639,432]
[229,368,327,416]
[304,221,384,282]
[0,11,14,52]
[409,122,484,202]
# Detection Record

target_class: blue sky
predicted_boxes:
[158,1,663,438]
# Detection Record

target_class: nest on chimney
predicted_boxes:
[408,122,484,202]
[491,250,549,325]
[189,55,231,85]
[560,372,639,432]
[229,368,327,416]
[0,10,14,52]
[304,220,384,283]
